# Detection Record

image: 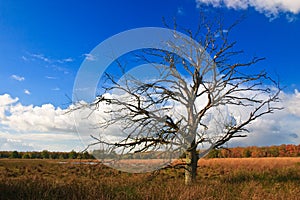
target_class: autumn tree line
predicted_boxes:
[1,144,300,159]
[205,144,300,158]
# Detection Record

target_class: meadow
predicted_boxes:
[1,157,300,200]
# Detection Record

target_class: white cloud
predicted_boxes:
[64,58,73,62]
[196,0,300,19]
[51,87,60,91]
[284,89,300,117]
[31,53,50,62]
[0,94,104,150]
[83,53,97,61]
[21,56,28,61]
[57,57,74,63]
[100,86,300,148]
[45,76,58,80]
[50,65,69,74]
[227,90,300,146]
[0,94,87,151]
[1,87,300,151]
[0,137,35,151]
[0,94,19,120]
[0,132,83,151]
[24,89,31,95]
[75,84,300,150]
[11,74,25,81]
[28,53,74,64]
[286,14,298,22]
[3,103,73,133]
[0,94,77,134]
[177,7,184,15]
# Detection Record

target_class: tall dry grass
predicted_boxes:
[1,158,300,199]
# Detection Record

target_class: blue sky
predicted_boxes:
[1,0,300,151]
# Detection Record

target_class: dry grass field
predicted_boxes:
[1,157,300,200]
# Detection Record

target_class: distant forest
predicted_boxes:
[0,150,93,159]
[1,144,300,159]
[205,144,300,158]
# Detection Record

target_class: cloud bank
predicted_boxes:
[0,89,300,151]
[0,94,84,151]
[196,0,300,19]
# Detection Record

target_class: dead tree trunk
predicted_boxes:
[185,142,198,185]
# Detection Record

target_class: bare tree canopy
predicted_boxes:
[71,17,282,185]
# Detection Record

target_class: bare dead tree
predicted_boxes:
[71,17,282,185]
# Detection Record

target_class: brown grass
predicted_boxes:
[1,158,300,199]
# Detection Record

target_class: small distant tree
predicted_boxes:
[81,151,93,159]
[71,16,281,184]
[10,151,20,159]
[243,149,251,158]
[41,150,50,159]
[22,153,31,159]
[69,150,78,159]
[268,146,279,157]
[206,149,221,158]
[50,152,59,159]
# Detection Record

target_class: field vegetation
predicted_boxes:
[1,157,300,199]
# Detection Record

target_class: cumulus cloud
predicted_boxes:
[11,74,25,81]
[1,87,300,151]
[196,0,300,19]
[229,90,300,146]
[2,102,73,133]
[100,85,300,149]
[0,94,87,151]
[283,89,300,117]
[77,84,300,150]
[0,94,19,120]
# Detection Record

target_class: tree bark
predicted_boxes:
[185,145,198,185]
